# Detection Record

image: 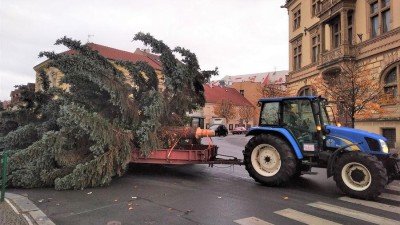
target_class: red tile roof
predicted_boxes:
[66,43,162,70]
[203,84,254,107]
[134,48,162,67]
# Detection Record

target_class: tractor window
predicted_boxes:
[282,99,316,141]
[260,102,279,126]
[320,101,334,125]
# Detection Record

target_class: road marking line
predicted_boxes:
[379,193,400,202]
[339,197,400,214]
[5,198,20,214]
[234,216,274,225]
[308,201,399,225]
[386,182,400,192]
[22,213,34,225]
[274,208,341,225]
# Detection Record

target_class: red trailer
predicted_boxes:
[130,127,242,166]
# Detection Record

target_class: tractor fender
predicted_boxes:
[326,143,361,178]
[246,127,303,160]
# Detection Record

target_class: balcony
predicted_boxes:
[317,0,341,16]
[318,44,356,69]
[317,0,355,22]
[320,0,341,13]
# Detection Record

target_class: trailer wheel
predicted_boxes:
[244,133,297,186]
[333,152,387,200]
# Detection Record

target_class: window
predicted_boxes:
[382,128,396,149]
[260,102,279,125]
[311,0,320,17]
[282,99,317,142]
[370,0,391,38]
[370,2,379,37]
[331,17,341,48]
[293,8,301,30]
[311,35,320,63]
[383,67,398,98]
[298,86,317,96]
[382,0,390,7]
[293,44,302,70]
[382,10,390,33]
[239,90,244,95]
[348,12,353,44]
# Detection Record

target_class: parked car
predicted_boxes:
[208,124,228,137]
[232,126,247,135]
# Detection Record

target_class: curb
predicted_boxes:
[5,192,55,225]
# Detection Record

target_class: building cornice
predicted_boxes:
[357,27,400,60]
[356,117,400,122]
[288,63,319,84]
[289,33,304,43]
[358,27,400,49]
[281,0,298,9]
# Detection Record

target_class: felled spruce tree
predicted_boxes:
[0,32,217,190]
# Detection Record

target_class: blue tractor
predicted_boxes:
[244,96,400,199]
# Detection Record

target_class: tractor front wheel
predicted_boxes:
[333,152,387,200]
[244,134,297,186]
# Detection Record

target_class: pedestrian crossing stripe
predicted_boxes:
[274,208,341,225]
[234,216,273,225]
[339,196,400,214]
[234,183,400,225]
[386,182,400,192]
[379,193,400,202]
[308,201,399,225]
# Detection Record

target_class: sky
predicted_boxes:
[0,0,289,101]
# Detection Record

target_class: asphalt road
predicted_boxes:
[9,135,400,225]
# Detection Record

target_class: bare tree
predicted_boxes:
[213,100,236,124]
[238,105,255,127]
[258,82,289,98]
[313,60,390,128]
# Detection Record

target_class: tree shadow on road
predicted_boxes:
[126,163,209,181]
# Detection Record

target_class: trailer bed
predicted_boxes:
[130,144,242,165]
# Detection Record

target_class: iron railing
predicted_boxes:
[0,151,8,202]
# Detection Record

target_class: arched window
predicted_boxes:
[383,67,398,98]
[298,86,317,96]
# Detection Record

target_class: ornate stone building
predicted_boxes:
[282,0,400,150]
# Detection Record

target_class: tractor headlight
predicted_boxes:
[379,139,389,153]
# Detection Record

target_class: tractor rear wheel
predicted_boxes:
[333,152,387,200]
[244,133,297,186]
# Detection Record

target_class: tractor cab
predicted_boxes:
[258,96,329,154]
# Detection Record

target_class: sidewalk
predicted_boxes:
[0,192,55,225]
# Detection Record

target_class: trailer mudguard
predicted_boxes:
[247,126,303,159]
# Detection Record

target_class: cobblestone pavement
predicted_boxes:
[0,193,55,225]
[0,200,28,225]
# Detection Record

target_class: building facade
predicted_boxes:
[283,0,400,150]
[194,85,255,130]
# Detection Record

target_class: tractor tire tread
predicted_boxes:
[244,133,297,186]
[333,152,387,200]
